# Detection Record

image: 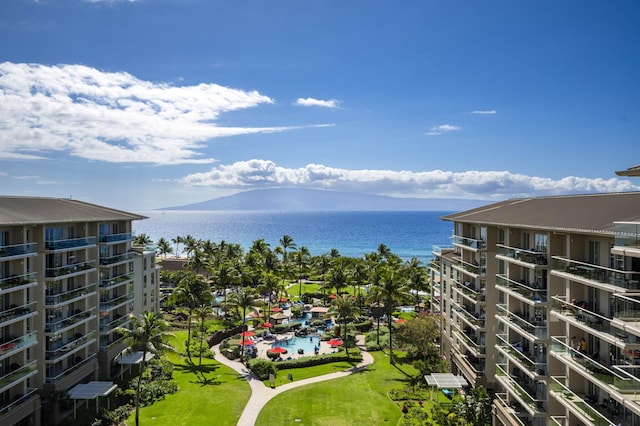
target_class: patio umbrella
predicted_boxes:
[268,347,287,354]
[328,294,337,299]
[239,340,254,346]
[240,331,256,337]
[395,318,407,323]
[328,338,343,346]
[271,307,283,312]
[279,297,288,302]
[262,322,273,328]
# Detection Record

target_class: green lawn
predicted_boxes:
[255,351,418,426]
[263,357,362,387]
[129,331,251,426]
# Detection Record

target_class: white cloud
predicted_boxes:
[0,62,296,164]
[295,98,340,108]
[179,160,640,199]
[426,124,461,136]
[470,110,497,115]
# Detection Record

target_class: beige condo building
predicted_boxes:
[0,196,160,425]
[430,191,640,426]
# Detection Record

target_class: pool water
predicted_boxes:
[272,335,321,354]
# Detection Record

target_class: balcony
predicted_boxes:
[496,274,547,304]
[495,363,545,416]
[453,301,485,330]
[452,235,486,250]
[452,257,484,276]
[453,279,486,303]
[0,387,39,419]
[493,392,533,426]
[0,360,37,394]
[0,332,37,359]
[451,322,485,356]
[99,292,134,311]
[45,236,96,251]
[0,302,37,326]
[99,314,130,333]
[551,256,639,290]
[614,222,640,250]
[496,334,547,378]
[0,273,38,295]
[496,244,548,266]
[549,376,614,426]
[550,336,640,397]
[99,252,137,266]
[46,331,96,362]
[45,260,96,278]
[45,353,96,384]
[100,272,134,289]
[451,350,485,387]
[496,304,547,340]
[45,308,94,333]
[550,296,628,344]
[98,232,133,244]
[0,243,36,260]
[45,283,96,306]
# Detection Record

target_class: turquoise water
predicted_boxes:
[133,210,453,262]
[272,335,321,354]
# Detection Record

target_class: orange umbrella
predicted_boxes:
[240,331,256,337]
[239,340,254,346]
[328,338,343,346]
[271,307,283,312]
[262,322,273,328]
[395,318,406,323]
[328,294,337,299]
[268,346,287,354]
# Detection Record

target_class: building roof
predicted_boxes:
[0,196,146,225]
[441,192,640,235]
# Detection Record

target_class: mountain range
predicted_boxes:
[162,188,486,211]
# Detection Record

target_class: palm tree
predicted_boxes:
[115,312,175,426]
[171,236,184,258]
[326,261,350,296]
[156,237,173,258]
[404,257,427,305]
[172,272,212,361]
[194,305,212,368]
[183,234,200,258]
[373,266,410,364]
[293,246,311,297]
[227,287,260,361]
[278,234,297,263]
[331,295,359,357]
[133,233,153,246]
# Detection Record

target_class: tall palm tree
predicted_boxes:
[171,236,184,258]
[227,287,260,361]
[133,233,153,246]
[115,312,175,426]
[156,237,173,258]
[331,295,359,357]
[293,246,311,297]
[183,235,200,258]
[278,234,297,263]
[404,257,427,305]
[194,305,212,367]
[373,266,410,364]
[172,272,212,361]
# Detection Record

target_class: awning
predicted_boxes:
[424,373,468,389]
[68,381,118,417]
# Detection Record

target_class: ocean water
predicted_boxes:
[132,210,454,263]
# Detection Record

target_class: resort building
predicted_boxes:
[429,191,640,426]
[0,196,160,425]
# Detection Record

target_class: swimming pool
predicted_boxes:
[272,335,321,355]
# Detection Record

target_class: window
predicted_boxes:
[534,233,548,253]
[589,241,600,265]
[523,232,531,249]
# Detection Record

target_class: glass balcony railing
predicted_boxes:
[0,387,38,416]
[0,242,36,259]
[98,232,133,244]
[100,272,134,288]
[0,332,37,357]
[451,322,486,355]
[45,283,96,306]
[45,236,96,250]
[99,292,134,310]
[496,304,547,339]
[0,302,36,325]
[452,235,486,250]
[452,257,484,276]
[45,331,96,361]
[614,222,640,249]
[495,363,544,414]
[45,309,94,333]
[549,376,614,426]
[611,293,640,323]
[551,256,639,290]
[99,252,137,266]
[0,360,37,392]
[454,279,486,302]
[550,296,627,341]
[100,334,126,351]
[99,314,130,333]
[496,244,548,265]
[45,353,96,383]
[496,274,547,303]
[494,392,531,426]
[496,334,547,376]
[45,260,96,278]
[0,272,37,292]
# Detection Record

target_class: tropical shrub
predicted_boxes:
[248,359,277,380]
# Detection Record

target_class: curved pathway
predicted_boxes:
[212,336,374,426]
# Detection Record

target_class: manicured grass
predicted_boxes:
[255,351,418,426]
[263,358,362,387]
[130,331,251,426]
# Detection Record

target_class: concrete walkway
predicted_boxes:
[212,335,373,426]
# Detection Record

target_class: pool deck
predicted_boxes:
[249,331,340,360]
[212,334,373,426]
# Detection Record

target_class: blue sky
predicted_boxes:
[1,0,639,210]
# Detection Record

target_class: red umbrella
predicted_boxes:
[239,340,254,346]
[395,318,407,323]
[268,346,287,354]
[240,331,256,337]
[279,297,288,302]
[271,307,283,312]
[262,322,273,328]
[328,338,343,346]
[328,294,337,299]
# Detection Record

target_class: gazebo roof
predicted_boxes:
[424,373,468,389]
[117,351,155,365]
[68,381,117,400]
